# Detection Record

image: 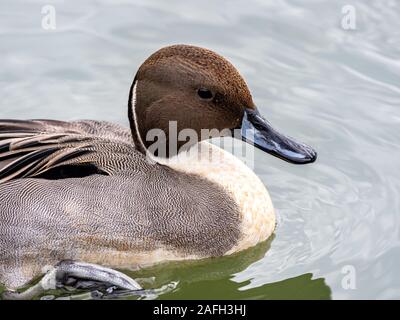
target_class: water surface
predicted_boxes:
[1,0,399,299]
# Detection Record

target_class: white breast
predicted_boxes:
[153,140,276,254]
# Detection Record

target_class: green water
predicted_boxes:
[134,241,331,300]
[0,240,331,300]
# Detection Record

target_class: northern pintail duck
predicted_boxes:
[0,45,316,295]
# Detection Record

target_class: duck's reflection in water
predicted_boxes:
[123,236,331,300]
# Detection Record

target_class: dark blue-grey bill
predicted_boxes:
[241,108,317,164]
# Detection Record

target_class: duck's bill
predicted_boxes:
[241,108,317,164]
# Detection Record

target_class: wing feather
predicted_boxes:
[0,119,134,183]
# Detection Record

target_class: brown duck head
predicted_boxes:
[128,44,317,164]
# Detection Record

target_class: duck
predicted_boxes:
[0,44,316,293]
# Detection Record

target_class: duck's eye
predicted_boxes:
[197,88,213,100]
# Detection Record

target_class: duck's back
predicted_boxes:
[0,122,242,288]
[0,119,135,179]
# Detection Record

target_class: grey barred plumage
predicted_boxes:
[0,119,241,289]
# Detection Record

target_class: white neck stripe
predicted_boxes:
[131,81,147,153]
